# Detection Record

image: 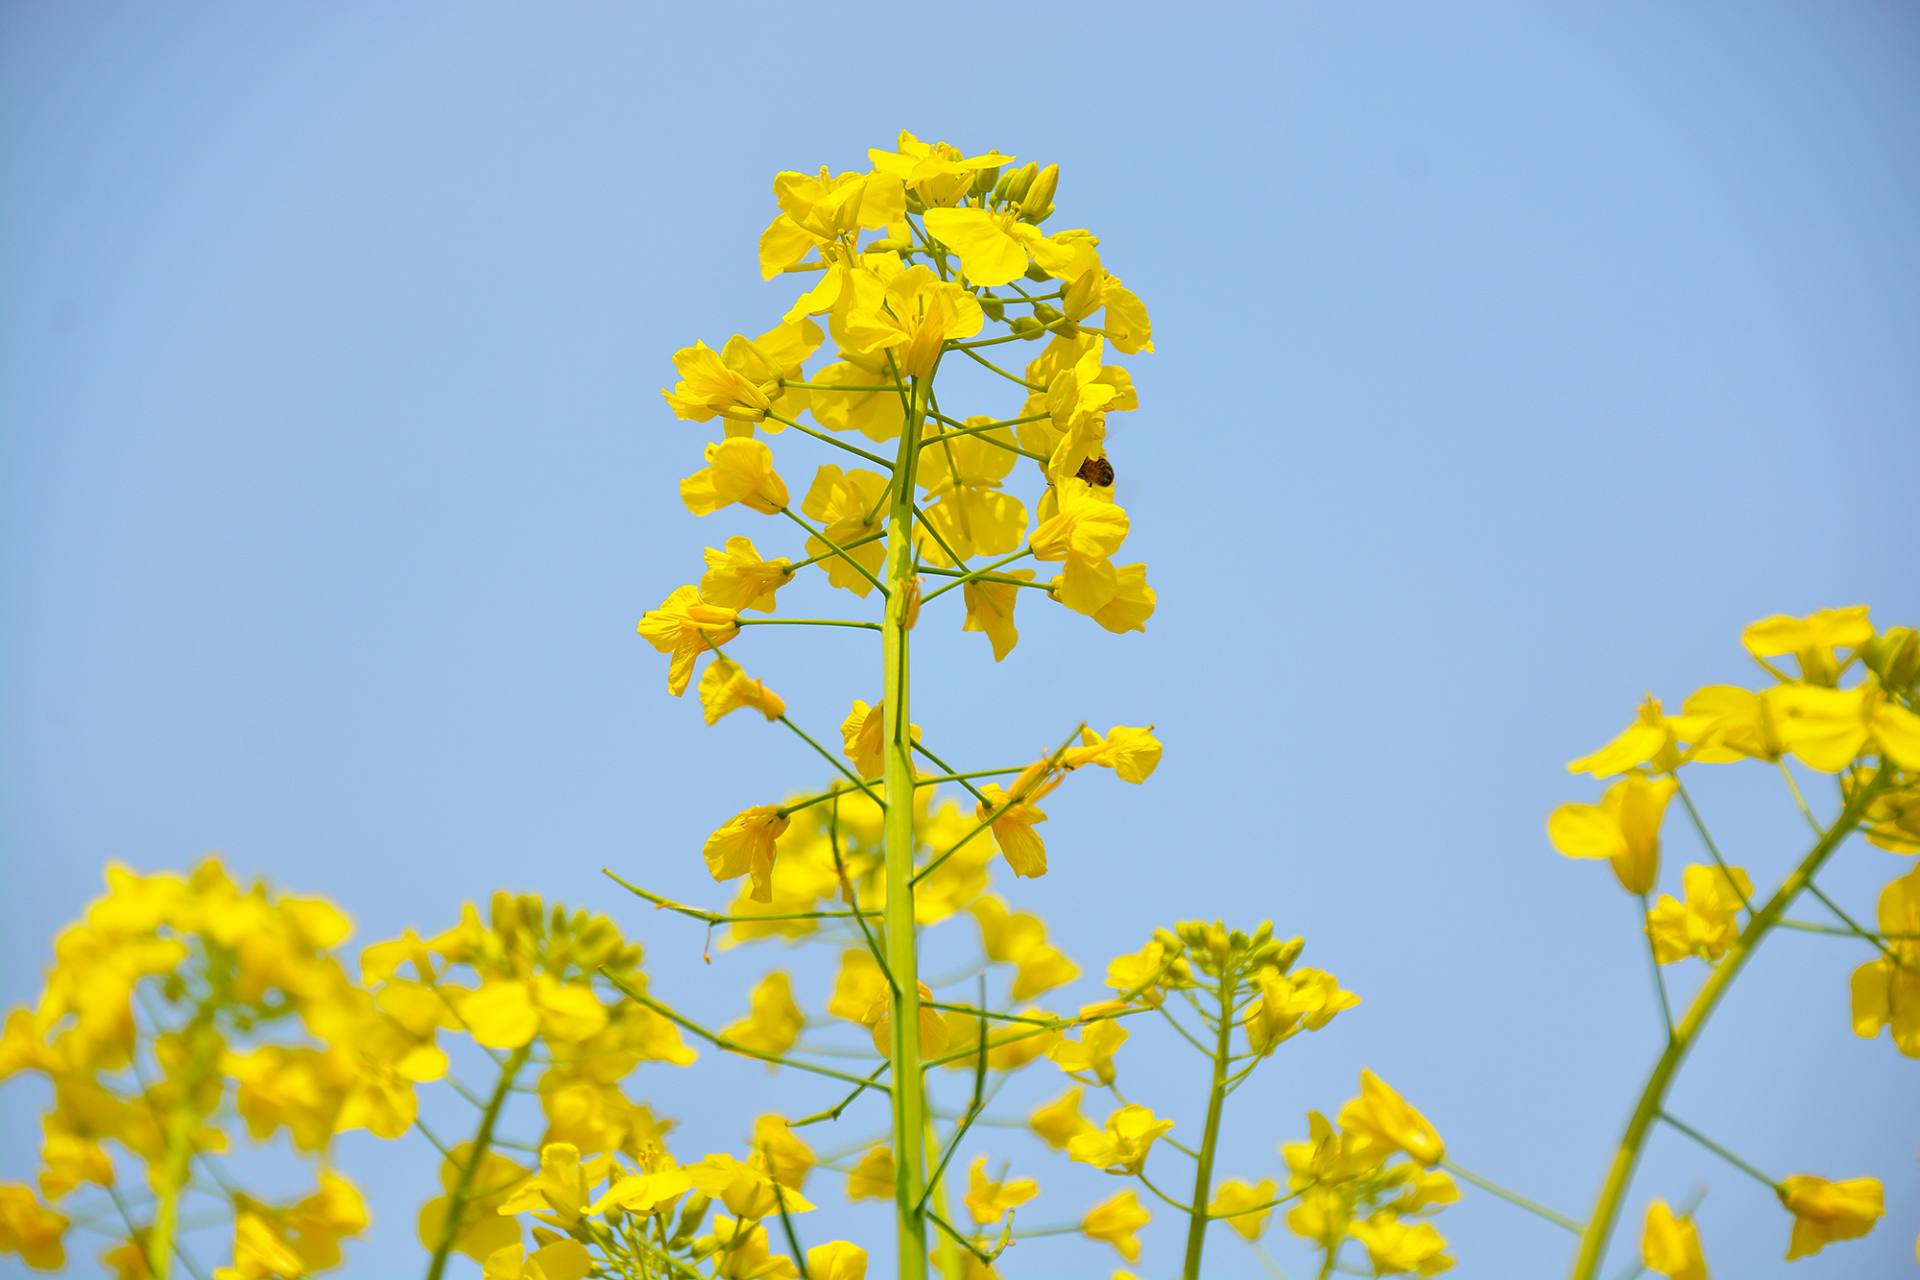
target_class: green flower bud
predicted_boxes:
[1001,161,1039,206]
[671,1195,713,1249]
[1021,163,1058,219]
[1865,626,1920,689]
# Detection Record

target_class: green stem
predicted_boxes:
[1181,967,1237,1280]
[147,968,228,1280]
[1638,893,1675,1039]
[1657,1111,1777,1189]
[776,506,888,598]
[602,869,876,924]
[919,549,1036,605]
[735,617,881,631]
[603,972,888,1090]
[765,412,897,470]
[777,713,884,807]
[1566,772,1879,1278]
[425,1044,531,1280]
[884,373,933,1280]
[951,342,1043,391]
[1441,1159,1582,1233]
[789,527,888,572]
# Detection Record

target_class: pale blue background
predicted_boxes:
[4,3,1917,1277]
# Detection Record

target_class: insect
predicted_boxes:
[1075,456,1115,487]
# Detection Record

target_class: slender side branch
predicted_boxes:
[601,970,891,1093]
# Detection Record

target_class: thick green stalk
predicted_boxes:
[426,1044,531,1280]
[883,375,931,1280]
[1181,967,1238,1280]
[1567,778,1877,1278]
[148,1078,197,1280]
[149,968,227,1280]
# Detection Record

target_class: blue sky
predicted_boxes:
[4,3,1917,1276]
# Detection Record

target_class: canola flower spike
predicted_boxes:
[1560,606,1917,1280]
[635,142,1167,1280]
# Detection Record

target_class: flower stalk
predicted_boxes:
[882,374,932,1280]
[1566,772,1880,1278]
[425,1044,531,1280]
[1181,966,1239,1280]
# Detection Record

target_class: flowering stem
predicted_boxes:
[603,869,877,923]
[736,618,882,631]
[776,506,889,597]
[1181,967,1238,1280]
[765,412,897,470]
[789,528,888,572]
[777,714,885,807]
[1656,1111,1778,1190]
[919,549,1037,605]
[425,1043,530,1280]
[951,342,1043,392]
[1672,776,1751,912]
[916,566,1050,589]
[910,724,1083,886]
[1567,772,1880,1279]
[603,971,889,1091]
[1440,1159,1582,1233]
[884,373,933,1280]
[1637,893,1675,1039]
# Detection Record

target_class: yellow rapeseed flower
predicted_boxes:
[1209,1178,1279,1241]
[1067,1104,1172,1175]
[1548,775,1677,895]
[1850,864,1920,1057]
[680,438,790,517]
[1777,1173,1883,1260]
[1640,1198,1705,1280]
[1646,864,1752,964]
[963,1155,1038,1225]
[1080,1189,1150,1259]
[703,806,791,902]
[1337,1071,1444,1167]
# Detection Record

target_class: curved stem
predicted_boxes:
[1181,968,1237,1280]
[1567,773,1879,1278]
[883,374,932,1280]
[425,1044,531,1280]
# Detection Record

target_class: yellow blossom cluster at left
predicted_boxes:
[0,859,375,1276]
[0,865,701,1280]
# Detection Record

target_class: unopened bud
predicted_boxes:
[981,296,1006,322]
[971,164,1001,198]
[671,1196,712,1249]
[1010,316,1043,340]
[1002,162,1039,206]
[1021,163,1058,219]
[1024,262,1053,284]
[1865,626,1920,689]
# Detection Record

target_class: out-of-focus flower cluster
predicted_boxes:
[1549,608,1916,1272]
[0,859,374,1275]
